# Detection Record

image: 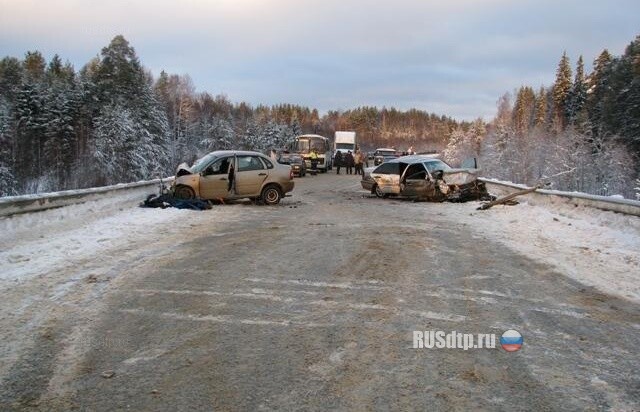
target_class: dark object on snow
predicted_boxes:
[141,194,212,210]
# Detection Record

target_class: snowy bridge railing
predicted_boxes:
[480,178,640,217]
[0,178,172,218]
[1,177,639,218]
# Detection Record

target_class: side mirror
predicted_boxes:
[432,170,444,180]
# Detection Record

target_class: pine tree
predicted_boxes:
[513,86,536,135]
[84,35,170,184]
[534,86,548,128]
[0,97,15,196]
[567,55,587,125]
[613,36,640,151]
[587,49,613,134]
[23,51,46,83]
[200,116,235,152]
[553,52,572,130]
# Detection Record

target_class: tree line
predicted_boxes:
[444,35,640,199]
[0,35,461,196]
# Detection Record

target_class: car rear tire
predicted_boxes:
[174,185,196,200]
[261,184,282,205]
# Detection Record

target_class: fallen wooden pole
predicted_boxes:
[477,185,542,210]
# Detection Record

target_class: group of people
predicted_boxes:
[334,150,367,175]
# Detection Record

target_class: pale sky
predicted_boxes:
[1,0,638,120]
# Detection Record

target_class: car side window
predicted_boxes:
[261,157,274,169]
[374,162,400,174]
[203,157,231,175]
[238,156,265,171]
[404,163,427,180]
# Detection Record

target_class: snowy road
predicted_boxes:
[1,174,639,410]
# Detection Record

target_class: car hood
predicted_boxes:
[441,168,479,185]
[176,162,194,177]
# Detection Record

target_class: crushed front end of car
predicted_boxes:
[433,170,491,202]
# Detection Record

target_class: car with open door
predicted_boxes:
[362,155,489,202]
[172,150,294,205]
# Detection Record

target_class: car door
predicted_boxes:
[400,163,433,198]
[199,156,232,199]
[372,162,402,194]
[236,155,269,196]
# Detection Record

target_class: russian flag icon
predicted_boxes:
[500,329,523,352]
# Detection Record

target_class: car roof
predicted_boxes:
[206,150,268,157]
[384,155,445,164]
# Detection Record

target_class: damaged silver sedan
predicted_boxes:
[361,155,490,202]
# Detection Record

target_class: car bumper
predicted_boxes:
[361,178,375,191]
[282,181,295,193]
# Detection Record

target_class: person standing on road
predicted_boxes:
[309,149,319,175]
[345,151,354,175]
[334,151,343,175]
[354,150,364,176]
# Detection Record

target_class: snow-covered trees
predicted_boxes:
[478,34,640,199]
[2,33,638,198]
[1,33,465,196]
[86,36,169,182]
[443,119,486,166]
[0,36,172,194]
[480,39,640,198]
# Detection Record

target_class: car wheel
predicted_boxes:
[174,185,196,200]
[373,184,385,198]
[261,184,282,205]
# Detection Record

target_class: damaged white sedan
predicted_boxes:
[361,155,491,202]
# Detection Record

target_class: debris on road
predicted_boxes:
[101,371,116,379]
[140,194,212,210]
[477,185,542,210]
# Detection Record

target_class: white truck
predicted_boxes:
[334,131,357,156]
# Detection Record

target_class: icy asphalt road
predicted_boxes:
[1,173,639,411]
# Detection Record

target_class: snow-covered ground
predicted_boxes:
[1,183,639,303]
[0,190,192,283]
[449,197,640,303]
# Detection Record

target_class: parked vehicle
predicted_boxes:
[361,155,489,202]
[373,148,400,166]
[291,134,332,173]
[278,153,307,177]
[172,150,294,205]
[334,131,357,157]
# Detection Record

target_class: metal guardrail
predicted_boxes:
[1,176,638,218]
[0,178,172,218]
[480,178,640,217]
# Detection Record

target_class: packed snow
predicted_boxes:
[450,196,640,303]
[0,190,188,283]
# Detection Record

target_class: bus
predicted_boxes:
[290,134,332,173]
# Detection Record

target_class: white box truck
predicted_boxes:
[334,131,357,155]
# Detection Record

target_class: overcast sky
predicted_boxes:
[1,0,638,120]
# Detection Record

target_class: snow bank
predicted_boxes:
[480,178,640,209]
[0,203,188,282]
[452,198,640,303]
